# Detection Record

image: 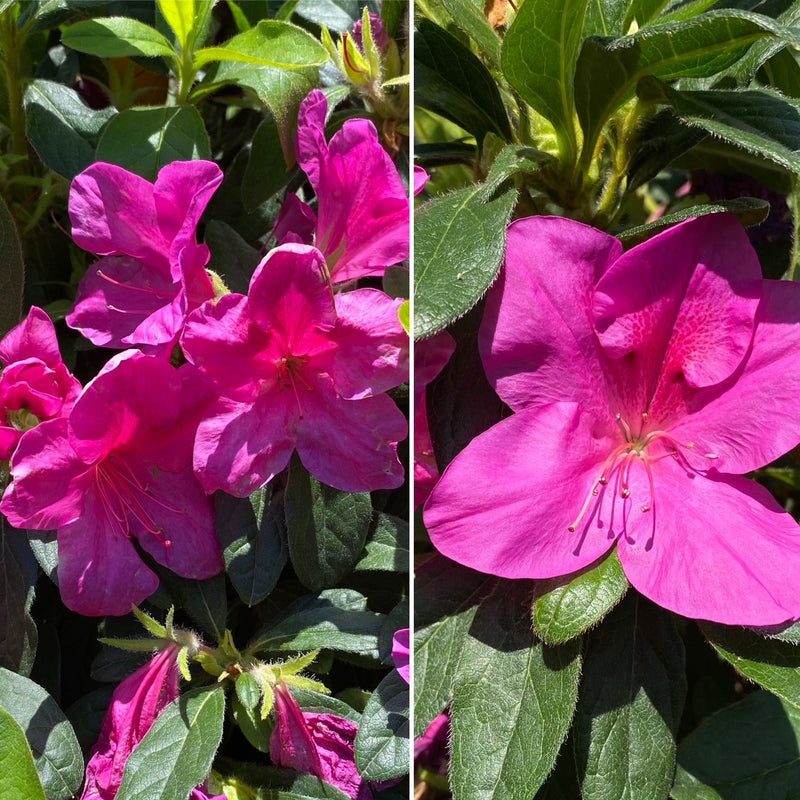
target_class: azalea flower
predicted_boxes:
[274,90,409,282]
[0,306,80,460]
[81,643,181,800]
[1,350,223,616]
[415,712,450,777]
[392,628,409,684]
[270,682,372,800]
[182,243,407,497]
[425,214,800,626]
[66,160,223,354]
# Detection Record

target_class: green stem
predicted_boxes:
[174,48,196,105]
[789,174,800,281]
[0,10,27,159]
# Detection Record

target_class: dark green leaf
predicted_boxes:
[293,687,361,722]
[673,691,800,799]
[0,521,38,676]
[439,0,502,68]
[204,219,262,295]
[226,765,351,799]
[575,595,686,800]
[415,19,511,145]
[0,667,84,799]
[26,532,58,584]
[414,555,494,737]
[0,708,46,800]
[482,144,555,198]
[617,198,771,245]
[355,669,409,781]
[414,183,515,338]
[24,79,116,179]
[243,117,297,210]
[285,457,373,592]
[450,581,581,800]
[232,694,274,753]
[702,622,800,709]
[162,573,227,641]
[533,549,628,645]
[0,197,23,339]
[501,0,588,160]
[216,487,288,607]
[759,46,800,98]
[61,17,176,58]
[354,514,409,573]
[95,105,211,181]
[116,686,225,800]
[247,589,383,658]
[584,0,632,36]
[65,686,114,757]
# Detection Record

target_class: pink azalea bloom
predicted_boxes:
[0,307,80,460]
[0,350,223,616]
[183,243,407,496]
[275,90,409,282]
[392,628,410,684]
[66,160,223,354]
[81,643,180,800]
[425,214,800,626]
[270,682,372,800]
[415,712,450,776]
[413,166,429,196]
[414,331,455,508]
[190,787,226,800]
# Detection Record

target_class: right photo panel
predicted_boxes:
[413,2,800,799]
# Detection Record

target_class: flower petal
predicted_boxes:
[619,456,800,625]
[481,216,622,416]
[0,306,61,366]
[424,402,617,579]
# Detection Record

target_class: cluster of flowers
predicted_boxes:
[420,213,800,627]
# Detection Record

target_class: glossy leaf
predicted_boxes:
[0,708,46,800]
[61,17,176,58]
[355,669,409,781]
[415,19,511,145]
[450,581,581,800]
[439,0,502,68]
[243,117,296,210]
[285,457,373,592]
[0,668,84,799]
[414,183,516,339]
[574,596,686,800]
[533,549,628,645]
[0,519,38,674]
[24,79,115,178]
[673,691,800,799]
[116,686,225,800]
[216,487,288,607]
[0,196,23,336]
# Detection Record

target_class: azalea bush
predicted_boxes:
[0,2,410,799]
[414,1,800,799]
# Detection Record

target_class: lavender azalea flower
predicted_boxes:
[1,350,223,616]
[182,243,408,496]
[425,214,800,626]
[66,160,223,354]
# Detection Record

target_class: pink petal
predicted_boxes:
[305,713,372,800]
[413,166,429,196]
[295,389,406,492]
[296,89,329,189]
[274,193,317,246]
[0,306,61,366]
[392,629,410,684]
[424,403,617,579]
[618,456,800,625]
[332,289,408,398]
[270,683,324,776]
[670,279,800,474]
[481,216,622,417]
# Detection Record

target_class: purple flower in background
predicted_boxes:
[66,160,222,354]
[352,11,391,53]
[183,243,407,496]
[426,214,800,626]
[1,350,223,616]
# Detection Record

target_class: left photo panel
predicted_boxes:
[0,2,410,799]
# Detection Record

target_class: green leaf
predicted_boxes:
[285,457,373,592]
[24,79,116,179]
[482,144,555,198]
[0,196,23,337]
[583,0,631,36]
[438,0,502,68]
[232,694,274,753]
[672,691,800,799]
[167,574,228,641]
[61,17,176,58]
[157,0,211,53]
[501,0,589,161]
[116,686,225,800]
[0,668,84,799]
[0,707,46,800]
[247,589,383,658]
[204,219,262,295]
[617,198,771,246]
[354,514,409,573]
[414,183,516,338]
[216,487,288,607]
[355,669,409,781]
[415,19,511,145]
[95,105,211,181]
[414,555,494,737]
[702,622,800,709]
[243,117,297,210]
[574,595,686,800]
[533,549,628,645]
[649,83,800,174]
[194,20,328,69]
[450,581,582,800]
